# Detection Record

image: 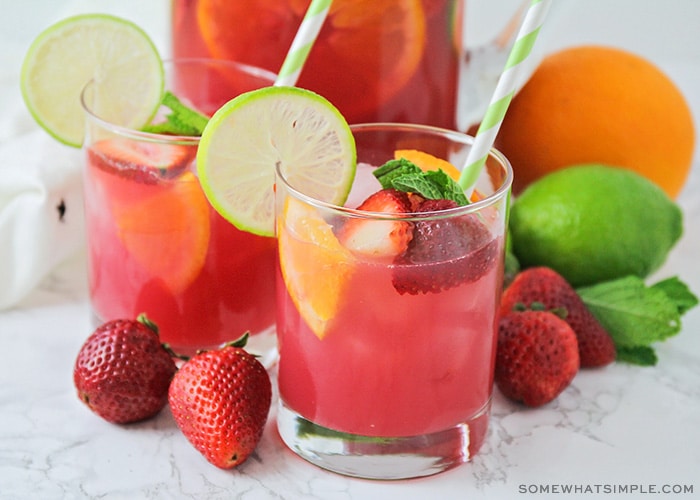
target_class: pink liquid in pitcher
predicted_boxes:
[172,0,464,129]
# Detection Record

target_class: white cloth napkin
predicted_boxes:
[0,0,172,310]
[0,125,85,309]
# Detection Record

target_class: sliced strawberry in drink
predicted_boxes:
[87,137,196,184]
[337,188,414,259]
[392,199,498,295]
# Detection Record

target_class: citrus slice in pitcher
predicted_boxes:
[196,86,356,237]
[20,14,164,147]
[196,0,426,122]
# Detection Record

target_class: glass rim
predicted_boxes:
[276,122,513,221]
[79,57,277,146]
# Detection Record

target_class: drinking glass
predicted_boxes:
[275,123,512,479]
[81,58,278,363]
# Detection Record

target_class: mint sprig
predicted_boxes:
[578,275,698,366]
[141,91,209,136]
[373,158,469,206]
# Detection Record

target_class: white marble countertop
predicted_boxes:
[2,1,700,498]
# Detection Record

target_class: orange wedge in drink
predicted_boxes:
[196,0,425,121]
[110,171,211,294]
[278,197,356,340]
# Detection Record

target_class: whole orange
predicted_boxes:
[495,45,695,197]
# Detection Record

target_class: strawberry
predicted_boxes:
[87,137,196,184]
[168,344,272,469]
[500,267,616,367]
[392,198,498,295]
[73,315,177,424]
[496,310,580,407]
[337,188,414,258]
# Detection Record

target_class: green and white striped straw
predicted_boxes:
[459,0,552,193]
[274,0,332,87]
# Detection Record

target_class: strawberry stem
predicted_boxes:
[161,331,252,363]
[512,301,568,319]
[222,331,250,349]
[162,343,190,361]
[136,313,159,334]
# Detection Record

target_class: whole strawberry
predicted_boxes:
[500,267,616,367]
[496,310,580,407]
[168,342,272,469]
[73,314,177,424]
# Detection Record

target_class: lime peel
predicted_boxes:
[197,86,356,237]
[21,13,164,147]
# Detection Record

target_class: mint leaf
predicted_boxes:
[616,345,658,366]
[424,170,469,205]
[141,91,209,136]
[391,173,443,199]
[161,92,209,133]
[651,276,699,315]
[373,158,422,189]
[373,158,469,205]
[142,114,200,135]
[577,275,681,348]
[296,419,391,443]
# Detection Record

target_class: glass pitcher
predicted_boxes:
[172,0,491,130]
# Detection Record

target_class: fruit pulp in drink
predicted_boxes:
[171,0,463,129]
[276,166,504,451]
[83,140,277,353]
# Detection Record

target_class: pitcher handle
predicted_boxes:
[457,0,571,132]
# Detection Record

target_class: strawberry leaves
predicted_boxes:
[578,275,698,366]
[616,345,658,366]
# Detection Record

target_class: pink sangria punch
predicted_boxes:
[275,123,512,479]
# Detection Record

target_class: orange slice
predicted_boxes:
[196,0,426,122]
[278,197,356,340]
[111,172,211,293]
[394,149,462,181]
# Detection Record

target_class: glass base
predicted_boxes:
[276,398,491,480]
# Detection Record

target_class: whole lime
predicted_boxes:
[509,164,683,287]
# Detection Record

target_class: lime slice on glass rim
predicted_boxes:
[20,13,164,148]
[196,86,357,237]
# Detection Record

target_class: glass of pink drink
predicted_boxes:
[81,59,278,361]
[275,123,512,479]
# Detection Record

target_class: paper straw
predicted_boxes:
[459,0,552,192]
[274,0,332,87]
